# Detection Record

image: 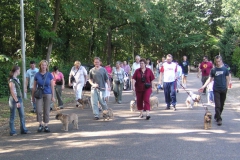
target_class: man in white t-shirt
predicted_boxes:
[25,61,39,113]
[131,55,140,90]
[158,54,177,111]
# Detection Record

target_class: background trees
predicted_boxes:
[0,0,239,97]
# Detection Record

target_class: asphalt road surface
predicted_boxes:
[0,73,240,160]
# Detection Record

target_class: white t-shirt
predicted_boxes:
[26,68,39,88]
[131,62,140,76]
[160,62,177,82]
[70,66,87,85]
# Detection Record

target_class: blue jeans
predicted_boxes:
[30,88,36,110]
[163,81,177,107]
[91,88,108,118]
[9,96,28,135]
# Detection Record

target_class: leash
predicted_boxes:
[176,79,197,102]
[176,79,208,110]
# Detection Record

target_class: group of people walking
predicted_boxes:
[7,54,231,136]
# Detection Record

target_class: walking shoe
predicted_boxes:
[118,101,122,104]
[94,117,99,120]
[146,116,151,120]
[173,105,177,111]
[165,107,170,110]
[217,120,222,126]
[21,131,31,134]
[10,133,17,136]
[37,125,43,132]
[44,126,50,133]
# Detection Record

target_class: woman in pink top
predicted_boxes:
[51,66,65,109]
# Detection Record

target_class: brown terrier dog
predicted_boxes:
[204,110,212,130]
[55,113,79,131]
[77,96,91,109]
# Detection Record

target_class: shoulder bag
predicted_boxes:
[70,67,80,83]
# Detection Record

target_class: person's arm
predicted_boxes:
[132,79,136,91]
[226,76,230,89]
[51,79,55,102]
[199,77,213,92]
[61,74,65,89]
[31,80,37,102]
[9,82,20,108]
[25,77,29,93]
[68,69,73,86]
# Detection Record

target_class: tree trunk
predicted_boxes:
[106,27,112,65]
[46,0,60,63]
[33,0,40,55]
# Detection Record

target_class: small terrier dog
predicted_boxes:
[55,113,79,131]
[77,96,91,109]
[130,100,137,112]
[150,96,159,110]
[204,109,212,130]
[102,108,114,121]
[185,91,201,108]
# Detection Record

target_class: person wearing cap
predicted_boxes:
[25,60,39,113]
[51,66,65,109]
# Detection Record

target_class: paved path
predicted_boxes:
[0,73,240,160]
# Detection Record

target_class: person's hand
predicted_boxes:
[198,87,204,93]
[93,83,99,88]
[197,74,200,78]
[62,85,65,89]
[132,87,135,91]
[158,81,162,85]
[51,97,55,102]
[32,97,35,103]
[16,102,21,108]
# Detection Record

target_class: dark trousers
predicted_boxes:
[163,81,176,107]
[201,76,209,93]
[213,89,227,121]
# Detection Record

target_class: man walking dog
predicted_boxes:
[199,55,229,126]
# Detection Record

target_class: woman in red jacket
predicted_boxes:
[132,58,155,120]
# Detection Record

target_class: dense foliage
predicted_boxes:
[0,0,239,97]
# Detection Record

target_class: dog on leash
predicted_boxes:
[77,96,91,109]
[103,108,114,121]
[55,113,79,131]
[130,100,137,112]
[150,96,159,110]
[204,109,212,130]
[185,91,201,108]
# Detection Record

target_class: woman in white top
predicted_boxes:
[69,61,87,107]
[146,58,153,73]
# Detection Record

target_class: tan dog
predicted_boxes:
[78,96,91,109]
[150,96,159,110]
[130,100,137,112]
[185,91,201,108]
[55,113,79,131]
[204,110,212,130]
[103,108,114,121]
